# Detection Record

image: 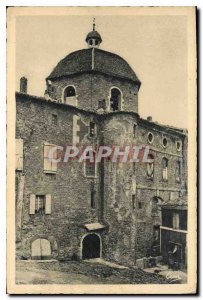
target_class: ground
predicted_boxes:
[16,259,170,285]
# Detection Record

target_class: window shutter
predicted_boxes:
[45,194,51,214]
[29,194,35,214]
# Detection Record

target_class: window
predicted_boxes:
[35,195,45,214]
[29,194,51,215]
[91,188,96,209]
[85,151,96,177]
[175,161,181,182]
[132,194,136,209]
[89,122,96,137]
[162,157,168,181]
[16,138,23,171]
[44,143,58,174]
[110,88,121,111]
[138,201,142,209]
[176,140,182,151]
[52,114,57,125]
[179,210,187,230]
[162,209,173,228]
[133,124,137,138]
[173,212,179,229]
[151,197,159,216]
[148,132,154,143]
[147,154,154,179]
[162,137,168,148]
[64,86,77,106]
[133,162,136,174]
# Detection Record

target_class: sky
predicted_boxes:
[16,14,188,128]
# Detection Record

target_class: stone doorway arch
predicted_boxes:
[82,233,101,259]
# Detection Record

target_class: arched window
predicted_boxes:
[64,86,77,106]
[85,150,96,177]
[162,157,168,181]
[110,88,121,111]
[147,154,154,179]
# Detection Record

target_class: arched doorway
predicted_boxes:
[82,234,101,259]
[31,238,51,260]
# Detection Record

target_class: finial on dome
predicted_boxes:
[86,19,102,48]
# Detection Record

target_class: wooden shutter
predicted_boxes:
[45,194,51,214]
[29,194,35,214]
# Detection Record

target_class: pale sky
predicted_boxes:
[16,15,188,128]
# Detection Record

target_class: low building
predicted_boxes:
[160,197,187,270]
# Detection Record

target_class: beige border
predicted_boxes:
[7,6,197,294]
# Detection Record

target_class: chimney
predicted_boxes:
[147,116,152,122]
[20,77,28,93]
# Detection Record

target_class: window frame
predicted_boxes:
[84,150,97,178]
[147,132,154,144]
[43,143,58,174]
[162,157,168,181]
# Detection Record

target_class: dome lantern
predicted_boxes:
[85,18,102,48]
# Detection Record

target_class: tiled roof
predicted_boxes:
[47,48,141,84]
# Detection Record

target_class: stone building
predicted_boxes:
[15,25,188,267]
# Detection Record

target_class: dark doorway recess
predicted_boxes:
[82,234,101,259]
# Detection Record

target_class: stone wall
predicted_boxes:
[47,73,139,113]
[15,93,187,265]
[16,94,101,260]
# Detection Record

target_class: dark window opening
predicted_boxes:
[138,201,142,209]
[132,194,136,209]
[89,39,93,45]
[64,86,76,98]
[179,210,187,230]
[52,114,57,125]
[35,195,45,214]
[110,88,121,111]
[163,138,168,147]
[162,209,173,228]
[89,122,96,137]
[176,141,182,151]
[133,124,137,138]
[95,40,98,46]
[148,132,154,143]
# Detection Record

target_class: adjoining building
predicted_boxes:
[15,23,188,267]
